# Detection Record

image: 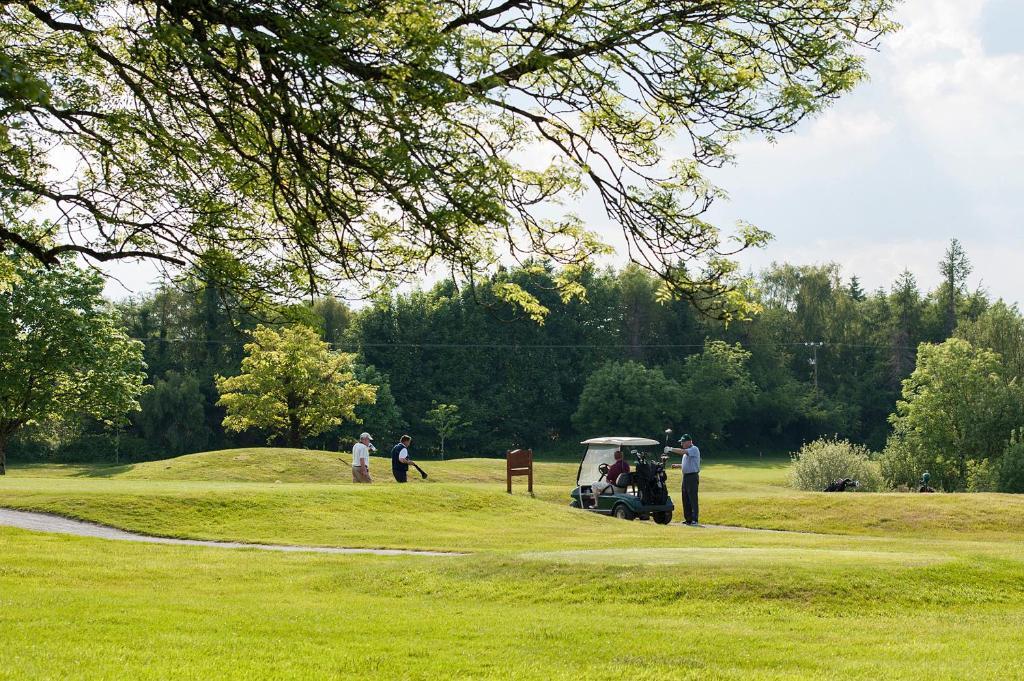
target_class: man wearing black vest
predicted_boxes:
[391,435,413,483]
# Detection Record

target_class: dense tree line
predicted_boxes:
[9,240,1018,470]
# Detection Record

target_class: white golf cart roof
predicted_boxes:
[580,436,660,447]
[576,436,660,484]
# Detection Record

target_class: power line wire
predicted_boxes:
[116,337,920,350]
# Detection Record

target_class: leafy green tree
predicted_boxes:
[887,269,923,387]
[999,430,1024,494]
[619,265,662,362]
[311,298,353,349]
[216,325,377,448]
[424,403,470,460]
[848,276,866,302]
[2,1,893,319]
[957,302,1024,383]
[0,250,147,474]
[671,340,757,441]
[135,372,212,456]
[572,362,681,440]
[885,338,1024,490]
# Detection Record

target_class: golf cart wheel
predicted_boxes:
[653,510,673,525]
[612,504,635,521]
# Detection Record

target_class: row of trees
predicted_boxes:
[6,236,1020,488]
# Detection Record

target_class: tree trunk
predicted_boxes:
[440,435,445,461]
[286,392,302,448]
[287,418,302,448]
[0,436,7,476]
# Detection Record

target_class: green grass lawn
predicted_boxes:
[2,448,1024,679]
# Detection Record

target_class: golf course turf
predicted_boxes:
[2,449,1023,679]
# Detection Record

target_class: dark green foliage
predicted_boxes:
[957,301,1024,383]
[9,432,154,464]
[937,239,972,336]
[666,341,757,441]
[0,246,148,472]
[572,362,682,440]
[58,241,1021,465]
[135,372,212,457]
[999,431,1024,494]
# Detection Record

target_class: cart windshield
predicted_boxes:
[577,446,620,485]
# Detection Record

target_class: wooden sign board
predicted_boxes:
[506,448,533,494]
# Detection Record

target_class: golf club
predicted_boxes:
[410,462,429,479]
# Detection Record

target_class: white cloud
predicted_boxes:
[732,108,895,164]
[699,0,1024,305]
[887,0,986,57]
[886,0,1024,200]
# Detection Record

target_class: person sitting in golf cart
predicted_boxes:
[589,449,630,507]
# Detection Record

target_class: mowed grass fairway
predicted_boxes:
[2,450,1024,679]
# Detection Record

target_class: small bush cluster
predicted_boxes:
[878,438,921,490]
[789,437,882,492]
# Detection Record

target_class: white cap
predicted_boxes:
[360,432,372,441]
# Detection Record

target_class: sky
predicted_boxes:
[686,0,1024,303]
[101,0,1023,305]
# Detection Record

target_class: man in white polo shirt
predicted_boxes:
[352,432,374,483]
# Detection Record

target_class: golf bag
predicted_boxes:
[633,454,670,506]
[824,478,859,492]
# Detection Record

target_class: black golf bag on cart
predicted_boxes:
[632,452,671,506]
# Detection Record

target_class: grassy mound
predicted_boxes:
[56,448,581,486]
[0,476,666,552]
[5,449,1024,543]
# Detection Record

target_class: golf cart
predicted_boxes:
[569,437,674,524]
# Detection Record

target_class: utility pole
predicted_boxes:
[804,342,824,392]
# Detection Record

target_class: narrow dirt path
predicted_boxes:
[0,508,464,556]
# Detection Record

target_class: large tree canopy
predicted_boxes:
[215,324,377,447]
[0,0,893,318]
[0,247,147,473]
[885,338,1024,491]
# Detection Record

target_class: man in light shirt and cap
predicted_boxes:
[667,433,700,525]
[352,432,374,483]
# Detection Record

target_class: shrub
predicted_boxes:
[789,437,882,492]
[879,436,962,491]
[966,458,999,493]
[878,437,920,490]
[999,430,1024,493]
